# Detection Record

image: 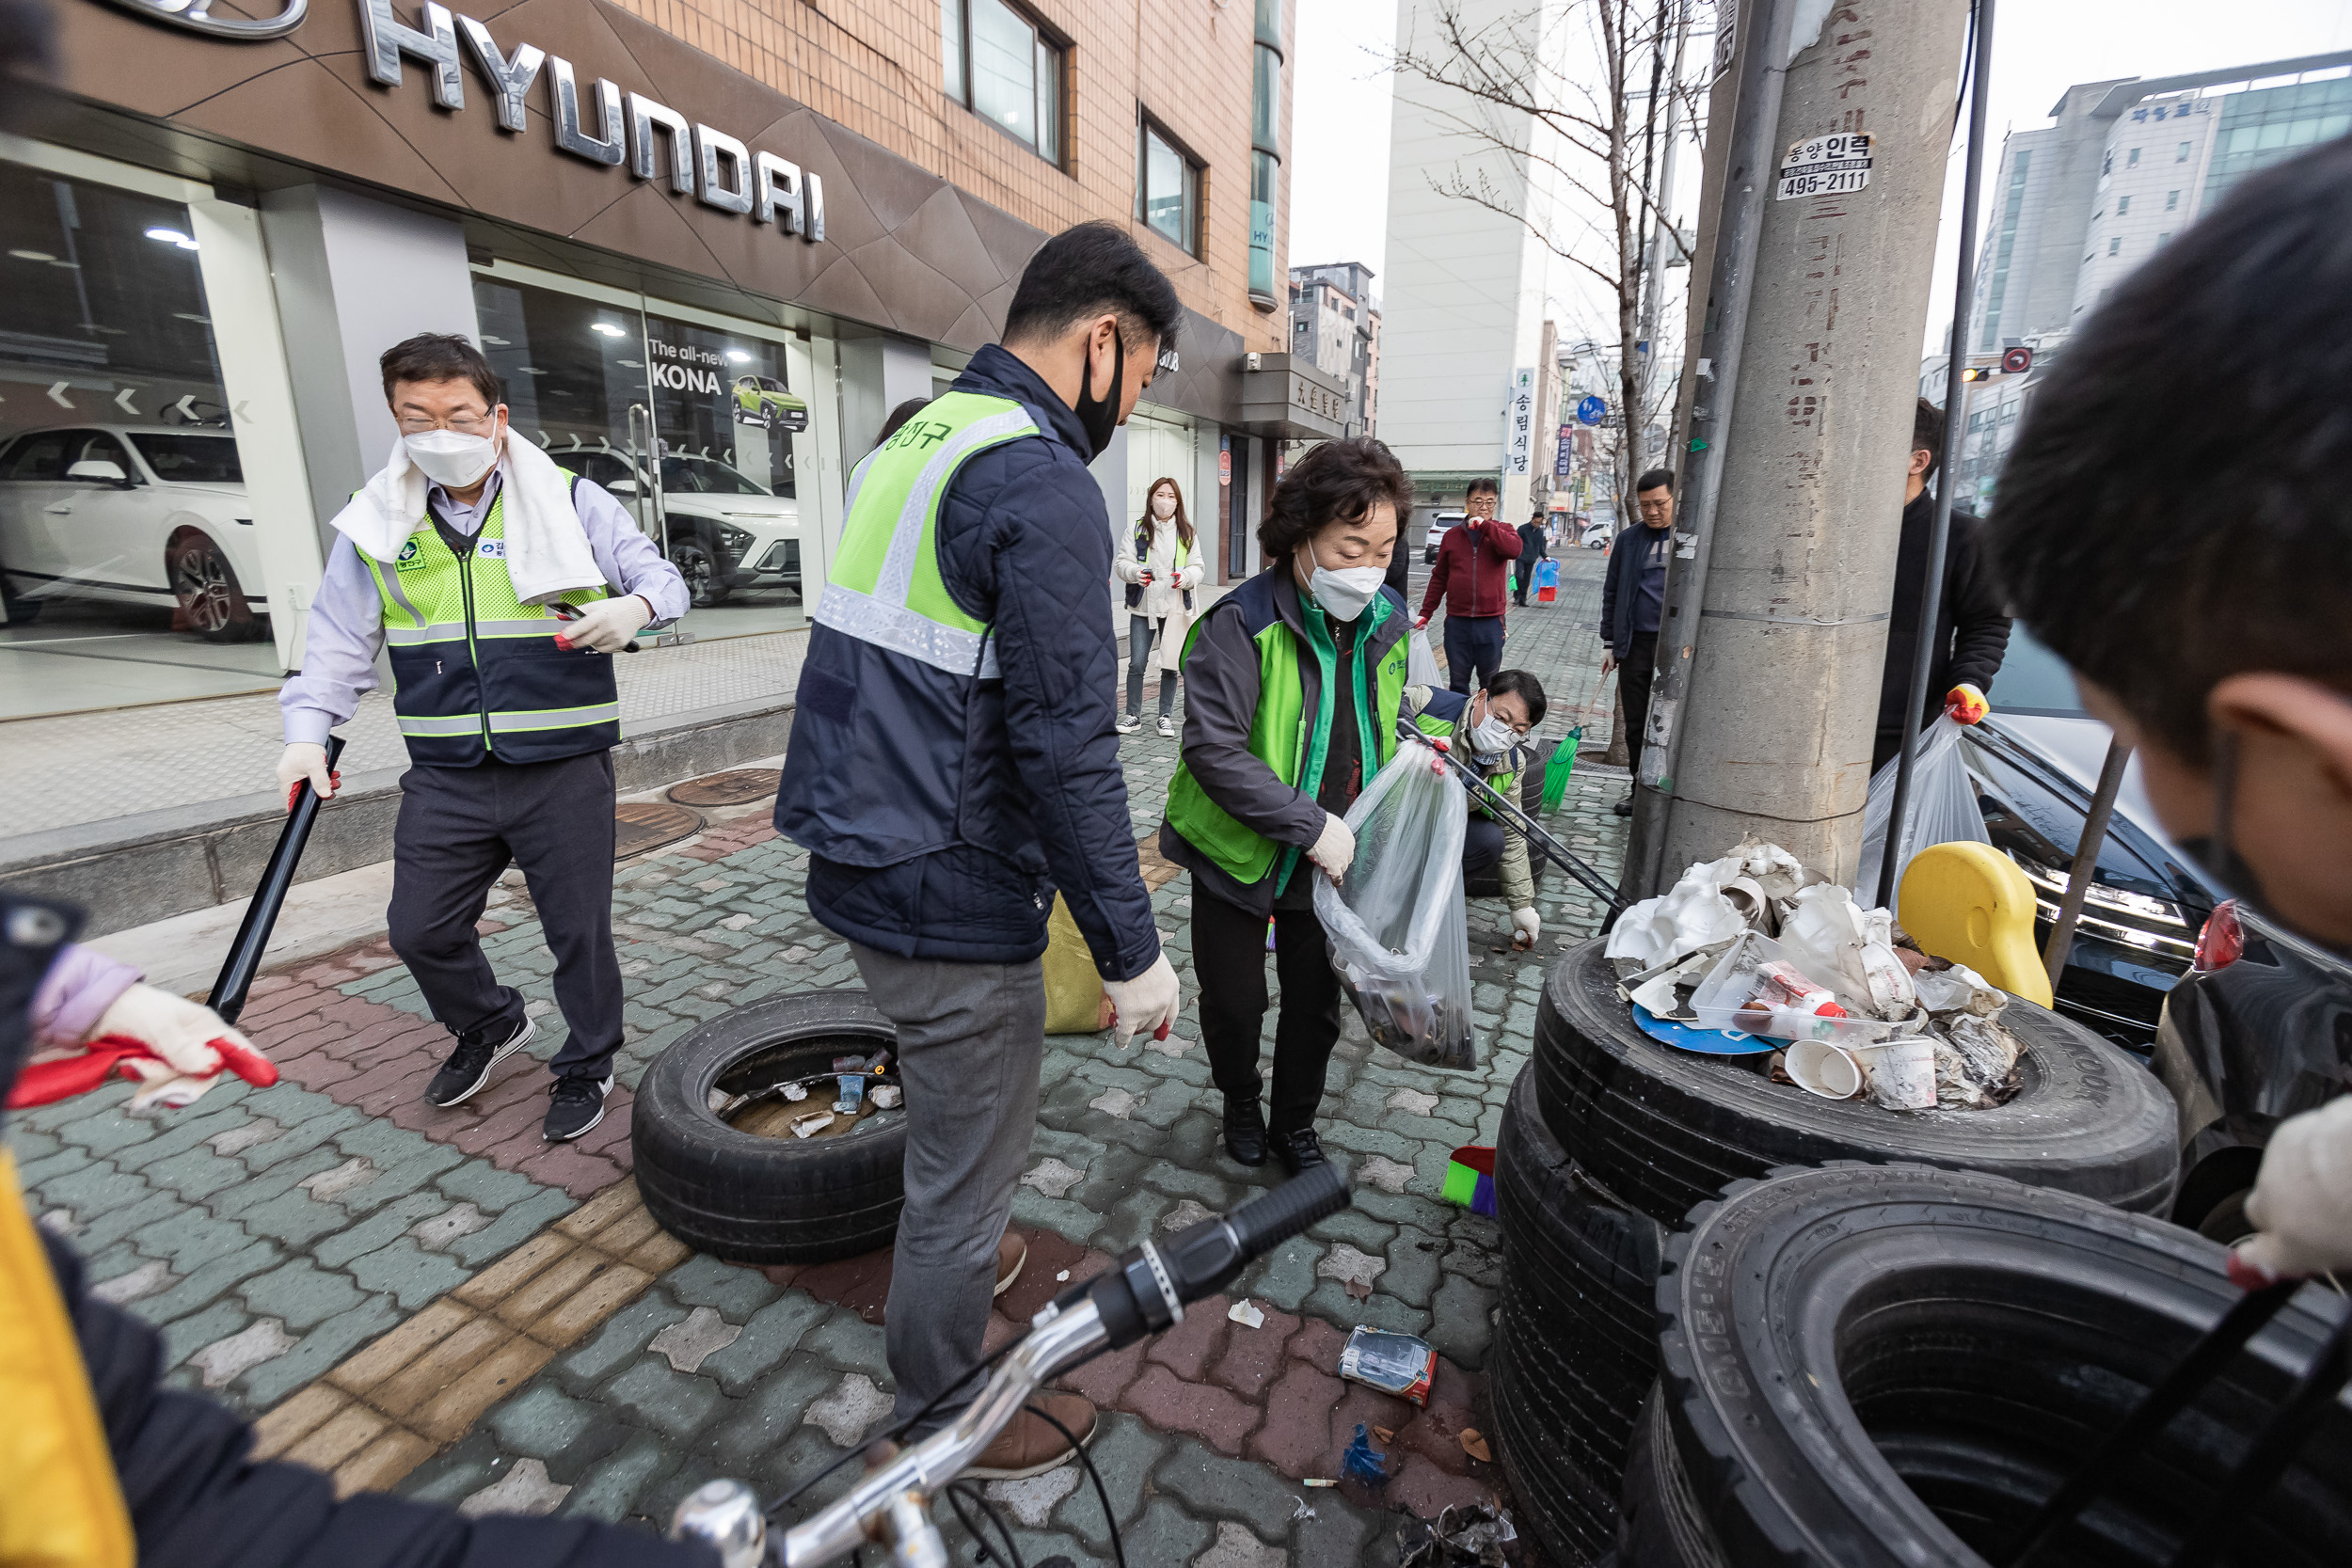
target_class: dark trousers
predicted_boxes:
[1620,629,1659,781]
[1443,614,1507,695]
[1193,886,1343,1135]
[387,751,623,1081]
[1512,561,1535,606]
[1463,815,1504,882]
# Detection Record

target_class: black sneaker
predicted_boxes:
[544,1074,612,1142]
[1274,1127,1328,1177]
[1613,793,1635,817]
[423,1016,535,1107]
[1223,1093,1268,1166]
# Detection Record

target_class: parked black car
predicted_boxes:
[2153,899,2352,1242]
[1957,631,2224,1052]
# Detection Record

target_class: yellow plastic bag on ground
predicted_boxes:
[1041,894,1114,1034]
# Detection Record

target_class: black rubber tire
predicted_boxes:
[1655,1163,2352,1568]
[632,990,904,1264]
[1493,1065,1661,1565]
[1532,938,2180,1227]
[167,531,265,643]
[671,537,732,608]
[1617,1384,1730,1568]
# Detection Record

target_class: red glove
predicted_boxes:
[1414,616,1430,630]
[6,1034,278,1110]
[1945,684,1990,725]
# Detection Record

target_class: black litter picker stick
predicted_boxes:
[1398,721,1629,917]
[208,734,345,1027]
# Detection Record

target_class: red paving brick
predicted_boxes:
[1144,1292,1232,1381]
[1206,1306,1299,1399]
[1122,1365,1259,1455]
[1244,1359,1339,1477]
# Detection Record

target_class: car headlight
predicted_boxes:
[712,523,753,564]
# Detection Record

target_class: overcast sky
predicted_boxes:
[1288,0,2352,347]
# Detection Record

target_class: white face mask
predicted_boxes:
[1471,714,1518,758]
[405,425,501,488]
[1307,562,1386,622]
[1151,494,1177,518]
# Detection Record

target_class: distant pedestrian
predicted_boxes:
[1418,475,1522,692]
[1874,397,2011,769]
[1512,508,1549,607]
[1114,477,1201,736]
[1599,467,1676,816]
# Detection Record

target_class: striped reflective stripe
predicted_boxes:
[396,713,485,737]
[378,558,426,626]
[818,584,999,679]
[874,408,1036,606]
[488,703,622,734]
[386,617,558,646]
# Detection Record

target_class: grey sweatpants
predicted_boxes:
[850,943,1047,1432]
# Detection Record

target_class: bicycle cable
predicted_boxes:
[1024,1400,1127,1568]
[764,1331,1029,1520]
[946,1480,1026,1568]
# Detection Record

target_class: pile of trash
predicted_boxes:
[1604,840,2026,1111]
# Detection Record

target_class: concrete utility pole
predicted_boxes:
[1628,0,1969,890]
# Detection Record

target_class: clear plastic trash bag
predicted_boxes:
[1315,737,1478,1069]
[1852,716,1990,906]
[1406,628,1440,688]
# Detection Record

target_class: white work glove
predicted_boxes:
[557,594,654,653]
[1512,908,1541,950]
[1103,950,1182,1050]
[89,984,272,1109]
[276,742,338,808]
[1308,813,1357,882]
[2231,1097,2352,1286]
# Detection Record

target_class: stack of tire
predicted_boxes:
[1622,1163,2352,1566]
[1491,938,2180,1566]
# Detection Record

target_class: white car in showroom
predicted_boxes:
[546,446,800,609]
[0,422,268,642]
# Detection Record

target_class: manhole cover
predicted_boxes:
[615,800,704,859]
[669,768,783,807]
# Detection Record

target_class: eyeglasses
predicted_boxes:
[396,411,498,436]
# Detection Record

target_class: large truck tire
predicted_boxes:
[1654,1163,2352,1568]
[1530,937,2179,1227]
[632,991,905,1264]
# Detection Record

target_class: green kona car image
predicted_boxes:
[733,375,810,432]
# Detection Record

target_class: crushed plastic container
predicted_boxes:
[1691,931,1924,1050]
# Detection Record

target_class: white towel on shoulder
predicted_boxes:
[327,434,608,606]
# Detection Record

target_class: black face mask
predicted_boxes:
[1072,329,1123,461]
[2176,729,2274,912]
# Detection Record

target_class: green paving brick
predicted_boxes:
[601,1356,726,1439]
[240,1294,405,1408]
[561,1429,676,1523]
[794,1309,891,1382]
[488,1380,607,1460]
[432,1158,559,1216]
[1155,1439,1313,1543]
[347,1235,472,1307]
[312,1191,448,1270]
[237,1255,370,1330]
[132,1237,282,1326]
[697,1291,833,1397]
[442,1187,577,1267]
[160,1298,249,1370]
[557,1291,691,1392]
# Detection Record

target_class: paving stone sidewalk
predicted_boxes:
[7,552,1628,1566]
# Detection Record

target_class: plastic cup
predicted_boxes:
[1784,1039,1864,1100]
[1857,1037,1938,1110]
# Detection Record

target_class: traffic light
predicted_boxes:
[1960,366,1992,382]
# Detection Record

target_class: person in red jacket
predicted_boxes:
[1417,476,1523,693]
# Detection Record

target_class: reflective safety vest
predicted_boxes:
[360,486,620,767]
[1126,519,1194,612]
[1165,573,1409,892]
[816,390,1042,677]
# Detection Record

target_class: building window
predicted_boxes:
[2127,147,2140,166]
[2116,194,2130,214]
[2158,232,2171,245]
[1136,119,1202,255]
[2177,141,2192,162]
[2108,236,2122,256]
[942,0,1063,166]
[2166,188,2180,210]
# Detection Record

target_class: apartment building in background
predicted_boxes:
[1287,261,1381,436]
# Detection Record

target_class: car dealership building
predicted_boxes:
[0,0,1349,931]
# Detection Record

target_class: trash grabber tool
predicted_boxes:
[208,733,344,1026]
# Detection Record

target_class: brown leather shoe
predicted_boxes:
[994,1231,1027,1298]
[965,1393,1097,1480]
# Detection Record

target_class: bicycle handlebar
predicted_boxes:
[673,1165,1351,1567]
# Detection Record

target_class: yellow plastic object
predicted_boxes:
[1897,841,2055,1007]
[1041,893,1114,1034]
[0,1150,136,1568]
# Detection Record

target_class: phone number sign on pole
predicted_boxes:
[1775,133,1872,200]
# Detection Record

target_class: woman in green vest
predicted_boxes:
[1158,438,1417,1175]
[1116,476,1200,737]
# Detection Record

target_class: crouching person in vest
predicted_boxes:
[773,222,1184,1477]
[1410,669,1549,951]
[1159,438,1416,1174]
[275,334,689,1144]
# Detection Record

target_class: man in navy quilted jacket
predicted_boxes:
[773,223,1183,1478]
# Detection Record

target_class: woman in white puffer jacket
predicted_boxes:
[1113,476,1203,736]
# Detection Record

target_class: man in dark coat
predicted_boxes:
[1598,467,1677,815]
[1511,509,1549,606]
[1874,397,2012,770]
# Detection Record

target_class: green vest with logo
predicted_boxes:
[360,488,620,767]
[1164,578,1409,892]
[816,390,1042,676]
[1412,701,1522,815]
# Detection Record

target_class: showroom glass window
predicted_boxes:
[1137,120,1201,256]
[0,160,275,721]
[942,0,1063,165]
